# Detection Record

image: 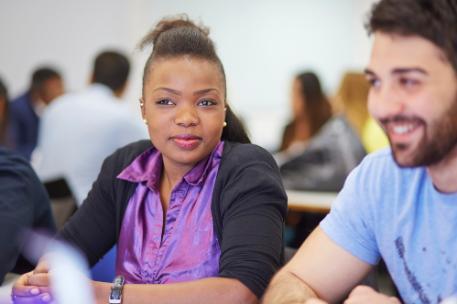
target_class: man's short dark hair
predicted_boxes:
[93,51,130,92]
[367,0,457,72]
[31,67,61,91]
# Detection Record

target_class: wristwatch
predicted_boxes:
[109,275,125,304]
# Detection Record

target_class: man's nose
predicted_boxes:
[369,83,405,120]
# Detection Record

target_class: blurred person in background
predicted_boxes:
[0,77,11,148]
[0,77,56,283]
[278,71,332,159]
[8,67,64,160]
[0,148,56,285]
[279,72,368,247]
[332,71,370,137]
[279,71,367,192]
[32,50,147,206]
[333,71,388,153]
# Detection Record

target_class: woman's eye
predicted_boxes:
[399,77,419,88]
[156,99,174,105]
[198,99,216,107]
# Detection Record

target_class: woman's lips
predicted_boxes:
[170,134,202,150]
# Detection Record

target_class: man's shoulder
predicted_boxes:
[0,148,43,196]
[344,148,427,201]
[44,92,79,114]
[0,148,30,172]
[10,92,32,113]
[357,148,399,176]
[359,148,425,177]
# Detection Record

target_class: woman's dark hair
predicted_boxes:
[367,0,457,72]
[139,15,250,144]
[296,72,332,136]
[0,77,9,145]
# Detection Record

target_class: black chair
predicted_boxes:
[43,178,77,231]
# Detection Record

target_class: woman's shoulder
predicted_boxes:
[218,142,280,182]
[222,141,275,164]
[104,140,153,172]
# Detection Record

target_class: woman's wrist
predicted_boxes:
[91,281,111,304]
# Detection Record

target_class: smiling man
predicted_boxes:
[262,0,457,303]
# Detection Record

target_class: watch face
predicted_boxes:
[111,289,121,300]
[110,275,125,303]
[114,276,125,286]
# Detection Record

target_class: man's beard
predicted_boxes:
[387,98,457,168]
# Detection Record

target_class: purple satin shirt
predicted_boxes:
[115,142,224,284]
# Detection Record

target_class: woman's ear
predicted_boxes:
[139,98,148,125]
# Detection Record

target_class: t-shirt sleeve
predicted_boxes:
[217,145,287,298]
[320,155,381,265]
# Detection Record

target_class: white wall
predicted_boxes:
[0,0,378,149]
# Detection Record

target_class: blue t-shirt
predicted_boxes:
[321,148,457,304]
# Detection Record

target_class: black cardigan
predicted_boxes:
[59,140,287,298]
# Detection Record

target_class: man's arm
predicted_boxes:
[263,227,373,304]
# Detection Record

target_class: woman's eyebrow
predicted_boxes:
[193,88,220,96]
[152,87,182,95]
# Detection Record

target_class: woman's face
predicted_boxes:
[142,56,226,173]
[291,78,305,119]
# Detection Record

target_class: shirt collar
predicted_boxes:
[117,141,224,190]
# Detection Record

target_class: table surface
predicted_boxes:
[286,189,338,213]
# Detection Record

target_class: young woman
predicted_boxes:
[12,17,287,304]
[278,71,332,153]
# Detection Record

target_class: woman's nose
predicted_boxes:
[174,104,199,127]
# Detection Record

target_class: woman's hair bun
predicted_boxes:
[139,14,209,50]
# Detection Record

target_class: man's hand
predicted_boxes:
[344,286,401,304]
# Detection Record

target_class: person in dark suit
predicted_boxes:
[0,148,56,285]
[8,67,64,160]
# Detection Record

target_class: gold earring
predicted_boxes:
[223,121,227,127]
[143,119,148,125]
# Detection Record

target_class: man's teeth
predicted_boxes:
[392,124,416,134]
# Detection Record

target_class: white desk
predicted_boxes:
[286,190,338,213]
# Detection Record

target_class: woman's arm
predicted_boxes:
[215,143,288,298]
[93,277,256,304]
[14,271,256,304]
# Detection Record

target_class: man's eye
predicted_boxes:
[156,99,174,105]
[198,99,216,107]
[367,77,381,89]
